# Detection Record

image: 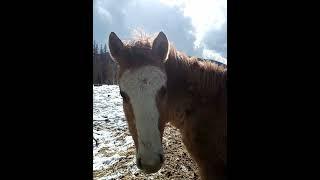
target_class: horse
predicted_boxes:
[108,31,227,180]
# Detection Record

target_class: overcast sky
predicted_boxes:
[93,0,227,64]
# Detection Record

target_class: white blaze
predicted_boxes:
[119,65,166,164]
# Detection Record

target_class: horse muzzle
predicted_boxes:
[136,153,164,174]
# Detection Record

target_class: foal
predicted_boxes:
[108,31,227,180]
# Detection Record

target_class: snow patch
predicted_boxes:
[93,85,135,179]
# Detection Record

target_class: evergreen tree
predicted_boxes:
[93,41,96,55]
[100,44,103,55]
[104,44,107,54]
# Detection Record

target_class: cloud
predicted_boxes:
[94,0,227,62]
[202,48,227,64]
[160,0,226,49]
[202,21,227,58]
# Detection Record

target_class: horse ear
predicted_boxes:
[108,32,124,61]
[152,31,170,62]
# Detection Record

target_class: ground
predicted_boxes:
[93,85,200,180]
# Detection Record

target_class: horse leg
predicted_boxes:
[181,129,226,180]
[187,151,225,180]
[199,159,226,180]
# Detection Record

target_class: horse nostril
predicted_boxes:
[159,154,164,164]
[137,157,142,169]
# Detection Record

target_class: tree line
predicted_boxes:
[93,41,119,85]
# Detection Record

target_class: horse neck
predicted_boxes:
[164,50,227,127]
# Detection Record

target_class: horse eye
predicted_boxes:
[120,91,129,102]
[159,86,167,97]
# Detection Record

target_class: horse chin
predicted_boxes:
[141,164,162,174]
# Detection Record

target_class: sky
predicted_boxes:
[93,0,227,63]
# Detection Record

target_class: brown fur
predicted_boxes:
[110,32,227,180]
[164,47,227,180]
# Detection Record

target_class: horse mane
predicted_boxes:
[123,30,155,50]
[166,45,227,98]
